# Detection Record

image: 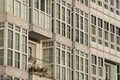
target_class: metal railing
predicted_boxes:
[28,55,54,79]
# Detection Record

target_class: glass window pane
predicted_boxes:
[7,50,13,66]
[0,49,4,65]
[15,52,20,68]
[8,30,13,49]
[0,30,4,47]
[34,0,39,9]
[15,33,20,50]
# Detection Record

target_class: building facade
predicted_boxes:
[0,0,120,80]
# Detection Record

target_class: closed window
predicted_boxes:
[46,0,50,14]
[85,34,88,46]
[67,52,71,67]
[98,28,102,38]
[43,48,53,63]
[85,0,88,6]
[23,5,28,21]
[98,1,102,6]
[92,65,96,74]
[91,37,96,42]
[92,55,97,64]
[15,52,20,68]
[80,58,84,71]
[0,22,4,28]
[34,10,39,25]
[116,36,120,45]
[105,65,111,80]
[8,0,14,14]
[110,0,114,6]
[41,0,45,11]
[28,47,32,57]
[15,33,20,50]
[116,27,120,35]
[56,65,60,80]
[98,18,103,28]
[56,20,60,34]
[8,30,13,49]
[62,23,66,36]
[75,72,79,80]
[91,25,96,35]
[0,49,4,65]
[98,67,103,76]
[80,31,84,44]
[85,59,88,73]
[62,50,65,65]
[62,67,66,80]
[62,7,65,21]
[67,9,71,24]
[0,30,4,47]
[22,54,27,70]
[7,50,13,66]
[104,21,109,31]
[105,42,109,47]
[104,31,108,40]
[117,47,120,52]
[76,14,79,28]
[56,48,60,64]
[98,39,102,44]
[80,73,84,80]
[85,18,88,32]
[76,56,79,70]
[67,25,71,39]
[80,0,84,3]
[98,57,103,67]
[110,24,115,33]
[104,4,108,9]
[22,35,27,53]
[116,0,120,9]
[117,65,120,80]
[76,30,79,42]
[34,0,39,9]
[80,16,83,30]
[67,69,72,80]
[110,33,114,43]
[15,1,21,17]
[91,15,96,25]
[56,4,60,19]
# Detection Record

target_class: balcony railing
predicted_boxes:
[28,56,54,79]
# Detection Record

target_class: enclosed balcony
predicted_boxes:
[29,0,52,40]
